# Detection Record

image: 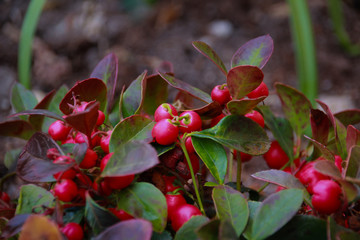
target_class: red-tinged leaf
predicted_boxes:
[29,90,56,131]
[64,101,99,138]
[90,53,119,113]
[275,83,312,137]
[0,120,35,139]
[310,109,330,145]
[337,179,358,202]
[227,97,266,115]
[59,78,107,115]
[346,125,360,153]
[192,101,223,119]
[175,91,195,109]
[0,214,31,239]
[16,132,73,182]
[345,145,360,178]
[226,65,264,99]
[192,41,227,75]
[304,136,335,162]
[9,110,64,122]
[139,73,168,116]
[313,160,341,179]
[335,109,360,126]
[252,170,305,190]
[18,214,62,240]
[231,35,274,69]
[158,72,212,103]
[317,100,337,137]
[121,71,147,118]
[93,219,153,240]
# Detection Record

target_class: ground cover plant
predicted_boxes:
[1,35,360,239]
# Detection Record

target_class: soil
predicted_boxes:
[1,0,360,165]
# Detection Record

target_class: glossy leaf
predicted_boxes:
[310,109,330,145]
[121,71,147,118]
[192,137,227,184]
[251,189,304,240]
[93,219,153,240]
[346,125,360,153]
[140,73,169,116]
[116,182,167,232]
[11,83,38,114]
[275,83,312,137]
[242,201,261,239]
[64,101,99,138]
[192,101,223,119]
[29,90,56,131]
[252,170,305,190]
[226,65,264,99]
[0,120,35,139]
[59,78,107,114]
[109,115,155,152]
[158,72,212,103]
[16,132,71,182]
[191,115,270,155]
[15,184,55,214]
[10,109,64,122]
[151,142,175,156]
[304,136,335,162]
[196,219,238,240]
[345,145,360,178]
[90,53,119,113]
[212,185,249,236]
[18,214,62,240]
[335,109,360,126]
[85,192,119,235]
[227,97,266,115]
[102,141,159,177]
[258,105,294,160]
[231,35,274,69]
[174,215,209,240]
[192,40,227,75]
[0,214,31,239]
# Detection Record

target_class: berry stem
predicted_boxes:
[236,150,242,191]
[180,136,205,215]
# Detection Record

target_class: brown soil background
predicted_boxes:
[1,0,360,166]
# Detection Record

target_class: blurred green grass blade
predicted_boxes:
[287,0,318,107]
[327,0,360,56]
[18,0,46,89]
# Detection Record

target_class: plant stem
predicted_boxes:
[236,151,242,191]
[180,138,205,215]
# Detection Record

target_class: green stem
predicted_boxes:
[236,151,242,191]
[180,137,205,215]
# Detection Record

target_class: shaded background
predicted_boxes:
[0,0,360,159]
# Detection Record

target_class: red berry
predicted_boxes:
[104,174,135,190]
[47,148,60,160]
[170,204,202,231]
[185,136,195,154]
[93,180,112,196]
[75,173,92,187]
[152,119,179,145]
[211,85,231,105]
[100,153,114,172]
[162,175,181,193]
[312,180,342,215]
[79,149,98,169]
[166,193,187,220]
[154,103,178,122]
[109,208,134,221]
[178,154,200,180]
[61,222,84,240]
[295,161,330,194]
[100,131,112,153]
[210,113,225,127]
[234,151,252,163]
[96,110,105,126]
[53,179,78,202]
[245,110,265,128]
[0,192,10,203]
[179,111,202,133]
[247,82,269,99]
[263,141,289,169]
[48,120,71,141]
[53,156,76,180]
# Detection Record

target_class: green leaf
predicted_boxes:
[15,184,55,214]
[242,201,261,239]
[227,97,266,115]
[226,66,264,100]
[110,115,155,152]
[151,142,176,156]
[191,115,270,155]
[85,192,119,235]
[251,189,304,240]
[252,170,305,190]
[115,182,167,232]
[192,137,227,184]
[151,230,172,240]
[231,35,274,69]
[196,219,238,240]
[258,105,294,160]
[192,41,227,75]
[121,71,147,118]
[335,109,360,126]
[102,141,159,177]
[345,145,360,178]
[174,215,209,240]
[29,90,56,131]
[11,83,38,115]
[4,148,21,172]
[212,185,249,236]
[275,83,312,137]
